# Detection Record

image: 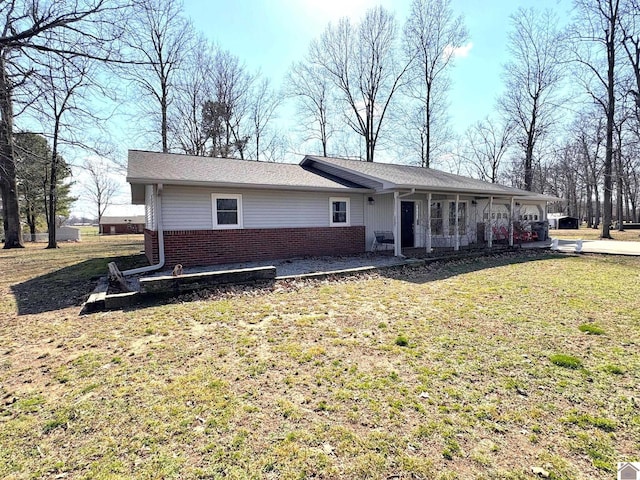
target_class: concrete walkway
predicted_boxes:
[551,238,640,256]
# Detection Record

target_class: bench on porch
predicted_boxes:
[372,231,394,252]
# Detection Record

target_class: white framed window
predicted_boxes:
[212,194,243,229]
[430,201,443,235]
[330,197,350,226]
[449,201,467,235]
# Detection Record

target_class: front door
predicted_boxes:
[401,201,415,248]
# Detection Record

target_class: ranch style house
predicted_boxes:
[127,150,556,268]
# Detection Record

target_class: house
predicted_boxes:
[619,463,640,480]
[99,205,145,235]
[548,213,580,230]
[127,150,556,268]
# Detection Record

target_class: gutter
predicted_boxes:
[122,184,165,276]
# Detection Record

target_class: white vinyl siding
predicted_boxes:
[160,185,364,230]
[162,187,213,230]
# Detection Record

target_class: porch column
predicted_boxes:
[394,191,402,257]
[509,197,514,247]
[488,196,493,248]
[426,192,432,253]
[454,194,460,251]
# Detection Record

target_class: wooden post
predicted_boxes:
[426,192,432,253]
[394,191,402,257]
[454,194,460,251]
[488,196,494,248]
[509,197,514,247]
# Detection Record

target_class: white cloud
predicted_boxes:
[444,42,474,60]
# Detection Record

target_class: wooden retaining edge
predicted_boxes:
[139,266,277,294]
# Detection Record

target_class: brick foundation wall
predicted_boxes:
[144,229,159,264]
[144,226,366,267]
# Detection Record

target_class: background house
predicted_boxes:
[99,205,145,235]
[548,213,580,229]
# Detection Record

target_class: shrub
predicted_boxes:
[395,335,409,347]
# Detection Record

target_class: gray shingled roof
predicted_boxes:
[127,150,557,201]
[127,150,367,191]
[302,155,558,200]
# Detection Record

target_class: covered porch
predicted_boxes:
[364,189,550,257]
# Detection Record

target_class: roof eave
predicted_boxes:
[388,184,548,198]
[126,177,373,193]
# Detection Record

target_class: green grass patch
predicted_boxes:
[562,411,617,432]
[578,323,605,335]
[603,364,624,375]
[394,335,409,347]
[550,354,583,369]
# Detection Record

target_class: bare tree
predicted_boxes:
[83,158,118,230]
[172,36,215,156]
[310,6,411,162]
[500,7,567,192]
[124,0,193,153]
[462,117,513,183]
[621,0,640,115]
[30,52,100,249]
[286,61,333,156]
[202,50,254,159]
[402,0,468,168]
[573,0,623,238]
[0,0,127,248]
[250,77,282,161]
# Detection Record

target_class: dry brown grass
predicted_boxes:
[551,227,640,242]
[1,239,639,479]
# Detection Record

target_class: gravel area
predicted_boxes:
[151,253,407,278]
[121,253,408,291]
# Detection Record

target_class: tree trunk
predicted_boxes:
[586,183,593,228]
[46,124,61,249]
[0,51,24,248]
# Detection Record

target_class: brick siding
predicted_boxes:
[101,223,144,235]
[143,226,365,267]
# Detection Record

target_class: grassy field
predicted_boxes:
[1,238,639,479]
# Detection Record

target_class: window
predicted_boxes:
[330,197,350,226]
[449,201,467,235]
[212,194,242,228]
[430,202,443,235]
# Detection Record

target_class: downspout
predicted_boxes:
[123,183,165,276]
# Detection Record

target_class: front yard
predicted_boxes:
[0,237,639,479]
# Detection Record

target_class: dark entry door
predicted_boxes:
[401,201,415,248]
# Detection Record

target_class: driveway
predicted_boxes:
[552,238,640,256]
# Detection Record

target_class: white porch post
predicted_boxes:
[488,196,493,248]
[454,194,460,251]
[509,197,514,247]
[394,191,402,257]
[426,192,432,253]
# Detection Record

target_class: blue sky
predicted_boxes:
[183,0,571,136]
[75,0,574,217]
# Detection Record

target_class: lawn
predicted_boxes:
[551,226,640,242]
[1,238,639,479]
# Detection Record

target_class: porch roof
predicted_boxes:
[302,155,558,201]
